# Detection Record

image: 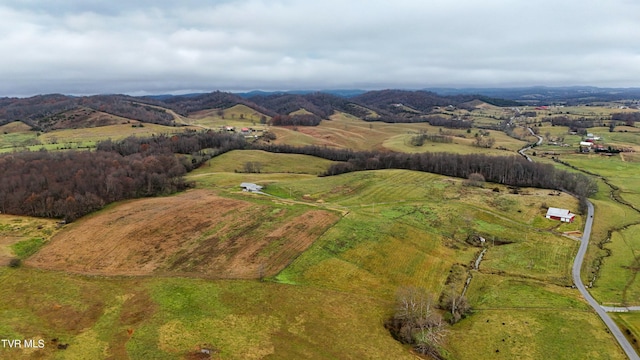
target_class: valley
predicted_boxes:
[1,90,639,359]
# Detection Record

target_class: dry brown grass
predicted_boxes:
[0,121,32,133]
[27,190,339,279]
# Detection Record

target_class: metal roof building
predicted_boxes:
[545,207,575,223]
[240,182,263,193]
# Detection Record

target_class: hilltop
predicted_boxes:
[0,90,519,131]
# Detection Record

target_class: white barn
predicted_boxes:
[545,207,575,223]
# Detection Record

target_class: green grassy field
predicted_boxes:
[0,131,40,150]
[544,137,640,348]
[0,268,414,360]
[0,123,200,153]
[591,225,640,305]
[199,150,336,175]
[0,215,60,266]
[449,309,625,359]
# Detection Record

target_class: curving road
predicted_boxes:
[517,127,543,161]
[574,202,639,360]
[519,127,639,359]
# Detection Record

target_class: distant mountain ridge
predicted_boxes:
[3,86,637,130]
[1,89,513,129]
[424,86,640,104]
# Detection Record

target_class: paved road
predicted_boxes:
[517,128,543,162]
[519,129,639,359]
[574,200,639,359]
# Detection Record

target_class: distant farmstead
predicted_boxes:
[545,207,575,223]
[240,182,263,193]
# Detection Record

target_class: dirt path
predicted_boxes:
[0,235,21,266]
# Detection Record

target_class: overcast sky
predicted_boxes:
[1,0,640,96]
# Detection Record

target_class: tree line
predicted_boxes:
[0,131,247,222]
[254,143,597,199]
[549,116,602,129]
[268,114,323,126]
[611,112,640,125]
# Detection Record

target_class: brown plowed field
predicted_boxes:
[27,190,339,279]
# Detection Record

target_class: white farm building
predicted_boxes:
[545,207,575,223]
[240,182,263,193]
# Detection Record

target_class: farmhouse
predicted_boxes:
[240,182,263,193]
[545,207,575,223]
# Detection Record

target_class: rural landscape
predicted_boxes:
[1,87,639,359]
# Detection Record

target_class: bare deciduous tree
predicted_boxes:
[385,287,448,358]
[464,173,486,187]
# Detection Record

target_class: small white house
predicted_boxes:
[546,207,575,223]
[580,141,593,147]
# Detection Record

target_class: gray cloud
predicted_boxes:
[1,0,639,96]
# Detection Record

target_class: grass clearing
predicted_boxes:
[466,272,589,309]
[38,123,192,145]
[0,215,59,266]
[591,225,640,305]
[10,237,45,259]
[200,149,336,175]
[482,234,578,285]
[0,131,39,150]
[0,121,32,133]
[187,104,271,130]
[382,130,526,155]
[0,268,413,359]
[449,309,626,359]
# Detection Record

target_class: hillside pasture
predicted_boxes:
[187,170,316,194]
[0,121,32,133]
[3,163,629,359]
[267,111,526,155]
[0,131,39,150]
[272,111,416,150]
[274,210,476,298]
[199,150,336,175]
[481,234,578,285]
[454,246,626,360]
[591,225,640,305]
[27,190,339,279]
[448,308,625,360]
[272,170,583,294]
[560,153,640,207]
[289,108,314,116]
[187,104,271,131]
[38,123,193,145]
[47,108,136,130]
[0,268,414,360]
